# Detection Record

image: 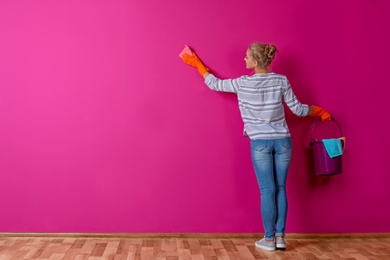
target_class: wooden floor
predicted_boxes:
[0,233,389,260]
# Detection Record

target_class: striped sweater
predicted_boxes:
[205,73,309,140]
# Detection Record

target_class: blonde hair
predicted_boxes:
[248,42,277,68]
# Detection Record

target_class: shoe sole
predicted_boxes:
[276,243,286,250]
[255,244,276,251]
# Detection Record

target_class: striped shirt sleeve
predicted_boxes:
[283,79,309,117]
[204,74,241,93]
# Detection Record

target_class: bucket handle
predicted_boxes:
[310,117,343,141]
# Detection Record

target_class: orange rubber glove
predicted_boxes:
[182,52,209,76]
[311,105,331,121]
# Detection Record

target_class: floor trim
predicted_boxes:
[1,233,390,239]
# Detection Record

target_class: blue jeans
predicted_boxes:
[250,138,292,240]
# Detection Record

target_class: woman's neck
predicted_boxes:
[254,67,269,74]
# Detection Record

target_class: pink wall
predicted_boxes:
[1,0,389,233]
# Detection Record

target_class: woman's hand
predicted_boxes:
[310,105,331,121]
[182,52,209,77]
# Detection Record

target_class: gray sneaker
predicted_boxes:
[276,237,286,249]
[255,238,276,251]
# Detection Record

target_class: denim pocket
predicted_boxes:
[251,139,270,152]
[280,138,292,149]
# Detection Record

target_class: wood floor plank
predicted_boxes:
[0,234,389,259]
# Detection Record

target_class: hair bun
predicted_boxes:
[248,42,278,68]
[264,44,276,59]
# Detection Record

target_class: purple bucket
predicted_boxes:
[309,118,343,176]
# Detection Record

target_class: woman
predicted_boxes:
[182,43,331,251]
